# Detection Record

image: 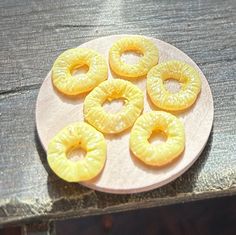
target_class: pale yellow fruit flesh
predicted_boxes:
[109,36,159,78]
[52,48,108,95]
[47,122,106,182]
[130,111,185,166]
[147,60,201,111]
[83,79,144,134]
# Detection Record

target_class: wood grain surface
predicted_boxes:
[0,0,236,225]
[36,35,213,194]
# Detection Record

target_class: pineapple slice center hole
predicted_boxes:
[71,64,89,76]
[103,98,124,113]
[67,146,86,162]
[164,79,181,93]
[121,51,143,65]
[149,129,167,146]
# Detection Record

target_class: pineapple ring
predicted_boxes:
[83,79,144,134]
[52,48,108,95]
[109,36,159,78]
[147,60,201,111]
[130,111,185,166]
[47,122,106,182]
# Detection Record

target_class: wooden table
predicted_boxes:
[0,0,236,226]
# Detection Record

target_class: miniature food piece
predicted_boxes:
[147,60,201,111]
[109,36,158,78]
[47,122,106,182]
[83,79,144,134]
[130,111,185,166]
[52,48,108,95]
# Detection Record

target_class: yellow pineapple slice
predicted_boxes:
[47,122,106,182]
[83,79,144,134]
[147,60,201,111]
[52,48,108,95]
[109,36,158,78]
[130,111,185,166]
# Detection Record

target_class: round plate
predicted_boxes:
[36,35,214,194]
